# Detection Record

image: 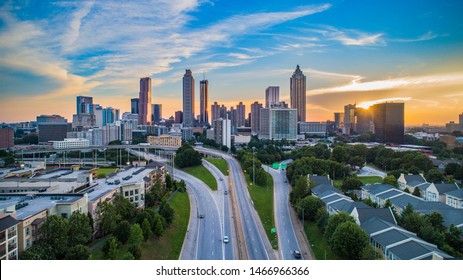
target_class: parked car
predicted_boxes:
[223,236,229,243]
[199,214,205,219]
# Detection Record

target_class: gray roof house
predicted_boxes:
[397,173,428,192]
[425,183,459,203]
[445,188,463,209]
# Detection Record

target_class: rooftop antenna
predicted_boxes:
[203,72,206,80]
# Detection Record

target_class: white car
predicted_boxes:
[223,236,229,243]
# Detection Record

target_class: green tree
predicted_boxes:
[175,144,202,168]
[65,245,90,260]
[68,211,92,247]
[426,168,445,183]
[113,194,136,221]
[165,173,173,191]
[113,220,131,244]
[105,237,119,260]
[412,187,421,197]
[128,224,144,248]
[324,212,355,242]
[382,175,398,187]
[330,221,369,260]
[290,176,310,204]
[159,202,175,225]
[445,163,461,175]
[39,215,70,259]
[153,215,165,238]
[297,196,325,221]
[331,146,349,163]
[341,176,364,193]
[142,218,153,241]
[349,156,365,168]
[98,201,119,236]
[20,244,54,260]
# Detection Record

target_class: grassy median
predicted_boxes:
[304,221,336,260]
[182,164,218,191]
[205,158,229,176]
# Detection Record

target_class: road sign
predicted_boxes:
[272,163,279,169]
[271,228,276,233]
[281,163,287,169]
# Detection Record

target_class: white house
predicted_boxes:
[445,189,463,209]
[397,173,428,192]
[425,183,459,203]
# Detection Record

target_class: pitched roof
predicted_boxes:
[368,184,396,196]
[445,188,463,199]
[415,208,463,229]
[403,174,426,186]
[390,194,423,209]
[356,208,396,225]
[321,193,350,204]
[387,239,453,260]
[361,217,399,235]
[329,199,355,213]
[346,201,371,214]
[308,175,331,186]
[311,183,341,196]
[376,189,403,200]
[417,182,432,191]
[433,183,459,194]
[0,215,19,232]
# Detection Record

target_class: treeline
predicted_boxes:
[236,149,268,186]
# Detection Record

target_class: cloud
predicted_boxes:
[334,33,385,46]
[61,1,95,53]
[392,31,439,43]
[357,97,411,109]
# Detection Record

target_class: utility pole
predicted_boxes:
[252,147,256,187]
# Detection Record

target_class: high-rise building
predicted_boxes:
[211,102,220,123]
[259,104,297,140]
[183,69,195,127]
[343,104,356,135]
[131,98,139,114]
[371,102,405,144]
[175,111,183,124]
[76,96,93,115]
[219,105,227,119]
[200,80,209,125]
[459,113,463,125]
[36,115,70,143]
[355,107,374,134]
[138,77,152,125]
[334,112,344,130]
[152,104,162,124]
[0,127,14,149]
[236,102,246,128]
[228,107,237,135]
[251,101,263,134]
[265,86,280,108]
[102,107,120,126]
[290,65,306,122]
[213,118,231,149]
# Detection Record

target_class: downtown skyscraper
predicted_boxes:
[183,69,195,127]
[138,77,152,125]
[265,86,279,108]
[76,96,94,115]
[200,79,209,125]
[290,65,306,122]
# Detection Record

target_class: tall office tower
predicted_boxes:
[251,101,263,134]
[259,104,297,140]
[227,107,237,135]
[355,107,374,134]
[334,112,344,130]
[259,108,270,138]
[200,79,209,125]
[236,102,246,127]
[102,107,120,126]
[76,96,94,115]
[211,102,220,123]
[213,118,231,149]
[138,77,152,125]
[265,86,280,108]
[290,65,307,122]
[371,102,405,144]
[459,113,463,125]
[183,69,195,127]
[219,105,228,119]
[0,127,14,149]
[175,111,183,124]
[131,98,139,114]
[152,104,162,124]
[343,104,356,135]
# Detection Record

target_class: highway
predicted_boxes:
[202,160,235,260]
[129,149,225,260]
[197,148,273,260]
[264,163,302,260]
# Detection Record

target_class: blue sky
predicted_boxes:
[1,0,462,124]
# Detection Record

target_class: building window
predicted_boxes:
[26,239,30,248]
[134,196,138,201]
[61,213,68,219]
[130,190,134,196]
[125,191,129,196]
[25,227,30,236]
[135,189,139,195]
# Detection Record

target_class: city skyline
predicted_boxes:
[1,1,463,125]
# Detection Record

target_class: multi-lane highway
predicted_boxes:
[264,163,302,260]
[197,148,274,260]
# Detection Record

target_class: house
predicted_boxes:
[416,182,432,198]
[389,193,424,215]
[351,207,397,226]
[0,214,19,260]
[445,189,463,209]
[311,183,341,197]
[425,183,459,203]
[361,217,453,260]
[317,191,352,215]
[307,174,333,187]
[362,184,396,203]
[397,173,428,192]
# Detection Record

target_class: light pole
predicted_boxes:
[252,147,256,187]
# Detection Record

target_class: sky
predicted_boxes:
[1,0,463,125]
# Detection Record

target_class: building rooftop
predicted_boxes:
[356,208,396,225]
[368,184,396,196]
[445,188,463,199]
[311,183,341,196]
[376,189,404,201]
[433,183,459,194]
[320,193,351,205]
[308,175,331,186]
[390,193,423,209]
[403,174,427,186]
[0,215,19,232]
[387,239,452,260]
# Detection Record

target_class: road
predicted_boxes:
[197,148,273,260]
[358,165,387,178]
[129,149,225,260]
[264,163,302,260]
[202,160,235,260]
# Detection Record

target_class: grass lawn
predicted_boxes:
[141,191,190,260]
[89,191,190,260]
[97,168,117,179]
[358,176,383,185]
[244,171,278,249]
[304,221,337,260]
[205,158,229,176]
[182,165,218,191]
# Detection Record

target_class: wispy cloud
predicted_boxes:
[303,26,386,47]
[391,31,439,43]
[357,97,412,108]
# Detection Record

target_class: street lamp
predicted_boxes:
[311,244,327,260]
[252,147,256,188]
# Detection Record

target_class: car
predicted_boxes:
[292,250,301,259]
[284,180,287,183]
[219,178,223,181]
[223,236,229,243]
[224,190,228,195]
[199,214,205,219]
